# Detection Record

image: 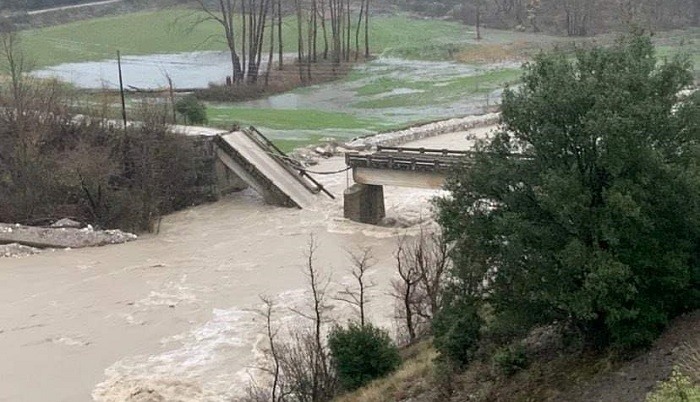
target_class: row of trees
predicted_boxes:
[195,0,371,85]
[397,0,699,37]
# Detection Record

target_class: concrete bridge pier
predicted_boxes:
[343,183,386,224]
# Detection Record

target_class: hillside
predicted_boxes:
[336,311,700,402]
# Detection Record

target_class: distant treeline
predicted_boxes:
[395,0,699,35]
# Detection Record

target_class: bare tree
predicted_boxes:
[391,228,451,344]
[561,0,596,36]
[475,0,483,39]
[285,235,336,401]
[244,295,287,402]
[392,235,422,343]
[261,296,284,402]
[334,247,376,326]
[194,0,244,82]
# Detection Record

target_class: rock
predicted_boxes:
[0,223,137,249]
[314,144,335,157]
[50,218,83,229]
[0,243,42,258]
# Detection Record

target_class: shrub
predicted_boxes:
[175,95,207,125]
[432,297,482,367]
[328,323,401,391]
[492,345,528,376]
[646,370,700,402]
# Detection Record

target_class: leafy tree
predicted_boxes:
[432,295,482,367]
[328,322,401,391]
[175,95,207,125]
[437,31,700,351]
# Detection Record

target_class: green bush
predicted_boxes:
[175,95,207,125]
[432,298,483,367]
[328,323,401,391]
[492,345,528,376]
[646,370,700,402]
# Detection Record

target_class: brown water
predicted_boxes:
[0,128,491,402]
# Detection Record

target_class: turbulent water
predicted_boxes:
[0,129,491,402]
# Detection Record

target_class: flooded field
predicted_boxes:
[33,51,257,89]
[33,52,516,149]
[208,58,518,147]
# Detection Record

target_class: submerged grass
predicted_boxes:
[353,68,520,109]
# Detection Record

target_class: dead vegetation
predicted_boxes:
[0,22,215,232]
[194,60,356,103]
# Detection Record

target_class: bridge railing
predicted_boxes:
[376,145,477,157]
[246,127,335,199]
[345,152,467,172]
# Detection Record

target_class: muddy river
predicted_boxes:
[0,128,493,401]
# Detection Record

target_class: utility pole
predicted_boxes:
[117,50,127,130]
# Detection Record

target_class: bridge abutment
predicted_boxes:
[343,183,386,224]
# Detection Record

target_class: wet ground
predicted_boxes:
[33,51,253,89]
[34,53,512,148]
[0,126,494,402]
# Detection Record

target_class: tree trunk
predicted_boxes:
[364,0,370,58]
[241,0,247,80]
[355,0,364,60]
[320,0,329,59]
[476,0,482,40]
[277,0,283,69]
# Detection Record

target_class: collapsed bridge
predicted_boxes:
[174,125,333,210]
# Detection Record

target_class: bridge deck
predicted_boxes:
[345,146,473,174]
[215,130,325,209]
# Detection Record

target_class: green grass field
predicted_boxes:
[206,106,384,131]
[20,9,483,68]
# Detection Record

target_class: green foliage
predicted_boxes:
[432,297,483,367]
[176,95,207,125]
[328,323,401,391]
[646,370,700,402]
[437,31,700,352]
[492,345,529,376]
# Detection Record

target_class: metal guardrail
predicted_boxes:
[376,146,476,157]
[246,127,335,200]
[347,146,531,173]
[345,151,469,173]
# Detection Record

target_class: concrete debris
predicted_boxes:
[0,223,137,250]
[50,218,83,229]
[0,243,43,258]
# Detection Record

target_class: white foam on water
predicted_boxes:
[93,307,261,401]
